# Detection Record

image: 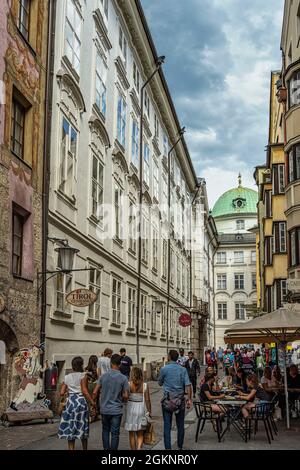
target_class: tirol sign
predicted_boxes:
[66,289,97,307]
[179,313,192,327]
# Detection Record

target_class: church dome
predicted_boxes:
[211,176,258,219]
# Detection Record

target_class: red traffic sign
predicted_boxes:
[179,313,192,327]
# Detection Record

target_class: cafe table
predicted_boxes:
[216,398,248,441]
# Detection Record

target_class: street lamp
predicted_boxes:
[55,244,79,273]
[136,55,165,365]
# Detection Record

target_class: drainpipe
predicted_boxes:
[40,0,56,365]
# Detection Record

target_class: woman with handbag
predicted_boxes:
[58,356,95,450]
[85,355,99,422]
[124,367,152,450]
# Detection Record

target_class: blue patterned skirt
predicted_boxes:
[58,394,89,440]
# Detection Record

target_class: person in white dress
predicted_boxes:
[124,367,152,450]
[97,348,112,377]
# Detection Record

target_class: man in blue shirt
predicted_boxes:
[158,350,192,450]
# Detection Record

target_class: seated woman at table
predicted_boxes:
[235,368,248,393]
[199,373,225,415]
[237,374,271,419]
[271,365,282,387]
[261,366,273,391]
[225,367,237,388]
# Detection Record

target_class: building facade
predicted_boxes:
[0,0,49,412]
[45,0,198,380]
[280,0,300,289]
[254,71,288,313]
[212,179,258,347]
[191,178,218,362]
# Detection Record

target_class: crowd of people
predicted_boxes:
[56,345,300,451]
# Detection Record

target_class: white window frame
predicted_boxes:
[279,222,286,252]
[131,119,139,167]
[88,266,101,321]
[144,90,150,118]
[127,286,136,330]
[251,251,256,263]
[217,274,227,290]
[153,158,159,201]
[117,93,126,148]
[133,62,140,94]
[217,252,227,264]
[236,220,245,230]
[114,183,123,240]
[129,200,137,254]
[64,0,81,75]
[140,293,147,332]
[56,272,72,314]
[161,303,167,336]
[143,143,150,186]
[152,227,158,272]
[112,278,122,326]
[151,301,157,335]
[218,303,227,320]
[141,212,149,264]
[118,26,127,68]
[234,251,244,264]
[91,154,104,222]
[95,50,107,117]
[235,303,245,320]
[59,115,77,198]
[234,273,245,290]
[252,273,257,290]
[162,239,167,279]
[154,114,160,140]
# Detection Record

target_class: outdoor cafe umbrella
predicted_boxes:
[224,303,300,429]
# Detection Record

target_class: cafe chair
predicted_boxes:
[194,401,222,443]
[246,403,275,444]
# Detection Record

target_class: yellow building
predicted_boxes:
[254,71,288,313]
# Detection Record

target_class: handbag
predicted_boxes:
[140,383,151,428]
[161,392,184,414]
[143,423,156,445]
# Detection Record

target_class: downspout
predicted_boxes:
[40,0,56,364]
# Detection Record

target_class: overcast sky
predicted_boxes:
[141,0,284,208]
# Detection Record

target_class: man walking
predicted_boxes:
[184,351,201,398]
[158,350,192,450]
[93,354,129,450]
[177,348,188,366]
[119,348,133,379]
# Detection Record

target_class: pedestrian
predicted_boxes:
[97,348,112,376]
[119,348,133,379]
[223,349,233,377]
[205,349,213,367]
[124,367,152,450]
[210,348,217,372]
[158,350,192,450]
[184,351,201,398]
[217,346,223,369]
[93,354,129,450]
[85,355,99,422]
[58,356,95,450]
[255,349,265,380]
[177,348,188,366]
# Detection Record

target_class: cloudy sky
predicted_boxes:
[141,0,284,208]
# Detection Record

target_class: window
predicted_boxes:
[273,164,285,194]
[154,114,160,140]
[162,239,167,279]
[12,209,26,276]
[18,0,30,40]
[217,274,227,290]
[169,309,175,338]
[151,302,156,335]
[265,237,273,265]
[11,95,26,159]
[91,156,103,221]
[141,213,149,264]
[118,26,127,68]
[289,227,300,267]
[128,201,137,253]
[56,273,72,313]
[100,0,108,18]
[88,267,101,321]
[236,220,245,231]
[144,90,150,118]
[95,52,107,117]
[235,303,245,320]
[218,303,227,320]
[152,227,158,272]
[170,249,175,285]
[162,175,168,216]
[234,251,244,264]
[252,273,257,290]
[133,62,140,94]
[59,117,77,198]
[153,159,159,200]
[288,70,300,108]
[234,273,244,290]
[65,0,81,75]
[273,222,287,253]
[161,304,167,336]
[114,184,123,240]
[131,119,139,167]
[176,255,181,291]
[275,279,287,309]
[143,143,150,186]
[288,144,300,183]
[216,252,226,264]
[182,263,186,296]
[265,190,272,217]
[163,133,168,157]
[251,251,256,263]
[112,278,121,325]
[140,294,147,332]
[117,94,126,148]
[127,287,136,330]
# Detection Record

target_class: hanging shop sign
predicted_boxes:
[287,279,300,293]
[66,289,97,307]
[0,294,5,313]
[179,313,192,327]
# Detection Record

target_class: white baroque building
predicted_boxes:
[212,178,258,347]
[45,0,198,379]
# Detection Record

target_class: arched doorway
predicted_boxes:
[0,320,19,414]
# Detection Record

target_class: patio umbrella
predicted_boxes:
[224,304,300,429]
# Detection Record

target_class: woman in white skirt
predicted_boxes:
[124,367,152,450]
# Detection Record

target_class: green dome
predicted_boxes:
[212,186,258,219]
